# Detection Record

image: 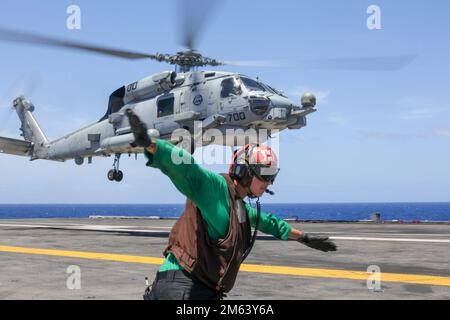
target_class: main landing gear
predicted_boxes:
[108,154,123,182]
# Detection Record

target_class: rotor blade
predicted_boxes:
[178,0,223,50]
[0,72,43,133]
[0,74,25,108]
[303,55,416,71]
[0,72,41,107]
[14,72,41,97]
[0,27,161,61]
[221,60,289,67]
[223,55,416,71]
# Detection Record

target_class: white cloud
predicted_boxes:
[396,96,450,121]
[399,107,450,120]
[434,127,450,139]
[358,130,431,141]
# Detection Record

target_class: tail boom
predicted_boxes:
[13,96,48,147]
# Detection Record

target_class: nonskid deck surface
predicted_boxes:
[0,218,449,300]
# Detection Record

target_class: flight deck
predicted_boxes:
[0,218,449,300]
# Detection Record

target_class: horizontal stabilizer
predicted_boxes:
[0,136,32,157]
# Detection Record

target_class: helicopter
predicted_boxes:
[0,2,413,182]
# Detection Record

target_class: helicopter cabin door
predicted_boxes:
[179,85,208,120]
[154,93,179,137]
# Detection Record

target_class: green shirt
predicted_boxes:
[144,139,292,271]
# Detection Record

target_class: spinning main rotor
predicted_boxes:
[0,1,414,72]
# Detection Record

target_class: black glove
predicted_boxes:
[297,233,337,252]
[125,109,152,148]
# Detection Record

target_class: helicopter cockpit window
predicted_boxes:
[220,78,242,98]
[265,84,281,95]
[157,96,174,118]
[240,77,267,92]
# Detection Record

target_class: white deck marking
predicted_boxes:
[1,223,450,243]
[330,236,450,243]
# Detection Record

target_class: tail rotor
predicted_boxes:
[0,72,41,133]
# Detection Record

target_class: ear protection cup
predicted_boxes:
[232,163,249,180]
[229,144,253,186]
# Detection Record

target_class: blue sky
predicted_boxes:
[0,0,449,203]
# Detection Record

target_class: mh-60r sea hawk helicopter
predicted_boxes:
[0,2,413,182]
[0,31,318,182]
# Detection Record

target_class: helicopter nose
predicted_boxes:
[263,94,297,122]
[268,94,296,111]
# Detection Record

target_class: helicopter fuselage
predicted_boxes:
[7,70,316,167]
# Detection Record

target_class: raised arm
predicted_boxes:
[126,109,215,205]
[143,139,221,205]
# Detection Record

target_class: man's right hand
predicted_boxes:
[126,109,152,148]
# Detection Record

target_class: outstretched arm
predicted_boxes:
[288,227,303,240]
[244,202,337,252]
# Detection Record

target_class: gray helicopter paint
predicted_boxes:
[48,119,115,160]
[13,97,48,147]
[123,71,176,105]
[1,71,316,167]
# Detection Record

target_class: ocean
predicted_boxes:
[0,203,449,222]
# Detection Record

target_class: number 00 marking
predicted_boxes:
[127,82,138,92]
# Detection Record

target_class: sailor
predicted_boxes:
[125,109,337,300]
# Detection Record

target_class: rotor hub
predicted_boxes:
[155,50,222,72]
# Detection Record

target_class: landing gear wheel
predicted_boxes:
[107,169,117,181]
[115,170,123,182]
[107,154,124,182]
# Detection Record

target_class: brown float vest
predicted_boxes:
[163,174,252,293]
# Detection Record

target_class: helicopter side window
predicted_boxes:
[220,78,241,98]
[157,96,174,118]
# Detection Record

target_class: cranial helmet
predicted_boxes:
[229,144,280,190]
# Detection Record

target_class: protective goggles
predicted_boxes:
[250,166,280,183]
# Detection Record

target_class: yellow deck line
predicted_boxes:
[239,264,450,286]
[1,245,450,287]
[0,245,165,265]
